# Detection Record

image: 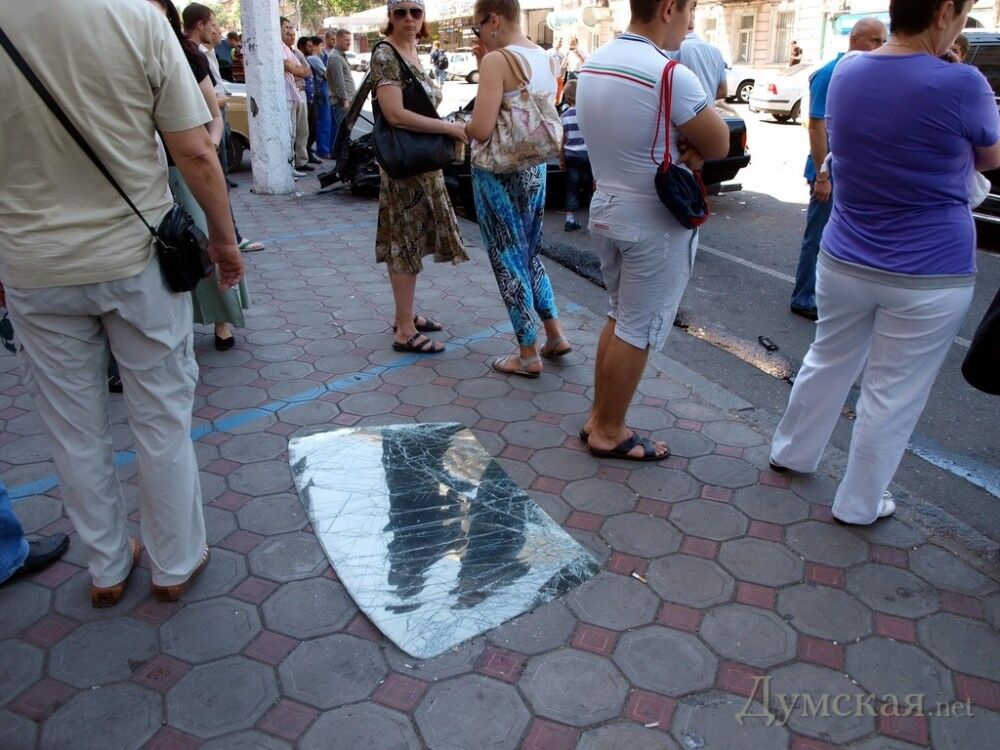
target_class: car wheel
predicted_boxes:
[789,100,801,123]
[467,71,479,84]
[737,80,753,104]
[773,113,792,123]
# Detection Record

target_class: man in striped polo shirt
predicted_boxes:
[575,0,728,462]
[560,79,591,231]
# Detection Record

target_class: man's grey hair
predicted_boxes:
[849,17,888,49]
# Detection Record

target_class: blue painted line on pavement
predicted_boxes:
[8,321,511,502]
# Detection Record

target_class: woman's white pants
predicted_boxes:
[770,261,973,525]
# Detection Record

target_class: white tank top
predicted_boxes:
[503,44,556,95]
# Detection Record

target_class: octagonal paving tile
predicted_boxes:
[908,545,999,596]
[417,405,481,426]
[162,597,261,663]
[219,433,289,464]
[339,392,401,417]
[850,517,926,549]
[613,626,717,695]
[227,460,294,496]
[529,447,601,482]
[236,493,308,535]
[787,472,840,505]
[201,730,292,750]
[521,649,629,727]
[455,377,510,399]
[671,691,789,750]
[529,490,571,526]
[11,495,63,534]
[0,710,37,750]
[2,434,53,465]
[578,723,679,750]
[386,638,485,680]
[732,485,810,525]
[846,637,953,705]
[776,584,873,642]
[49,617,157,688]
[279,634,387,709]
[670,499,748,541]
[769,662,877,744]
[649,428,717,459]
[262,578,357,639]
[0,639,44,704]
[566,571,660,630]
[500,421,569,450]
[700,603,797,668]
[184,548,249,602]
[166,657,279,739]
[531,390,592,415]
[701,420,765,448]
[415,674,530,750]
[259,360,314,381]
[487,600,577,655]
[201,364,259,388]
[647,554,735,608]
[248,532,328,583]
[0,581,50,638]
[203,505,239,545]
[918,612,1000,680]
[931,704,1000,750]
[786,521,870,567]
[687,456,759,489]
[627,466,700,503]
[719,538,803,587]
[985,592,1000,630]
[54,567,151,623]
[847,564,941,619]
[277,401,337,427]
[300,704,420,750]
[564,478,638,515]
[600,513,682,557]
[40,683,161,750]
[207,385,268,411]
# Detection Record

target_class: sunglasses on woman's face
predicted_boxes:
[392,7,424,20]
[470,15,491,38]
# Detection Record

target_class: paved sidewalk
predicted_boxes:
[1,179,998,750]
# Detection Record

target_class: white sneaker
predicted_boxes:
[292,169,306,177]
[878,491,896,518]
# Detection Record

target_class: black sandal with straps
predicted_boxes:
[392,333,444,354]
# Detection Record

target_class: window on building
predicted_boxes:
[774,10,795,64]
[737,14,754,64]
[703,18,718,48]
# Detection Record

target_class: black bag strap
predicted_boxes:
[0,23,158,238]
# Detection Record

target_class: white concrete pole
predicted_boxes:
[240,0,295,194]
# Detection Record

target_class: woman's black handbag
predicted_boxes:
[652,60,711,230]
[371,41,454,180]
[0,24,212,293]
[961,286,1000,395]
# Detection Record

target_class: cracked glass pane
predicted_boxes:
[289,423,600,658]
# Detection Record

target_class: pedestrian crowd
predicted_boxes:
[1,0,997,627]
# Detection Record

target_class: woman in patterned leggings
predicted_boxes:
[465,0,571,378]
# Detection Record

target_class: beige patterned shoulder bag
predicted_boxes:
[471,49,562,174]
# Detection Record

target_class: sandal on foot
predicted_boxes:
[392,333,444,354]
[91,538,142,608]
[540,335,572,359]
[239,239,266,252]
[151,547,210,602]
[392,315,443,333]
[491,354,542,379]
[588,432,670,462]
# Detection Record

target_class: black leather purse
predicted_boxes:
[652,60,711,230]
[962,286,1000,395]
[0,24,212,293]
[371,41,454,180]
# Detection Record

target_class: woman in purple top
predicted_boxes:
[769,0,1000,525]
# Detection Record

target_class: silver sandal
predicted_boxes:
[491,354,542,379]
[540,335,572,359]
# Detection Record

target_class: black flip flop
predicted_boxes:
[392,333,444,354]
[588,432,670,462]
[392,315,443,333]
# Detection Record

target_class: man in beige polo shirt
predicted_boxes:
[0,0,243,606]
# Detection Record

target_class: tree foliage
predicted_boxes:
[199,1,377,33]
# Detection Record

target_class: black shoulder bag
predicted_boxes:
[0,25,212,293]
[652,60,711,230]
[371,41,454,180]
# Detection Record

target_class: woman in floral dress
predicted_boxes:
[371,0,469,354]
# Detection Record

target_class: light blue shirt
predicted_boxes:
[674,33,726,102]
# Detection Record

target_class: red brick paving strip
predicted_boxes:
[878,713,929,747]
[142,727,202,750]
[258,698,319,742]
[20,613,77,647]
[345,613,384,642]
[656,602,703,633]
[736,582,777,609]
[230,576,280,605]
[571,624,619,657]
[520,718,579,750]
[372,673,429,713]
[680,536,720,559]
[873,614,918,643]
[955,673,1000,711]
[715,661,767,698]
[131,654,191,693]
[244,631,298,665]
[475,647,527,683]
[804,563,845,588]
[747,520,784,542]
[624,689,675,730]
[607,553,649,576]
[940,591,984,619]
[797,636,845,670]
[8,678,76,721]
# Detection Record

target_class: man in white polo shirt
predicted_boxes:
[576,0,728,461]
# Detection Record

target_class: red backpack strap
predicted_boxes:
[650,60,678,170]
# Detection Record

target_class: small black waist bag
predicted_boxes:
[0,24,212,293]
[652,60,711,230]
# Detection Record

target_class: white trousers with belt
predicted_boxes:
[771,259,973,524]
[5,258,206,586]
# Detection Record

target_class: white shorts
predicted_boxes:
[589,191,698,350]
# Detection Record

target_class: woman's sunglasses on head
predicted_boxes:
[392,7,423,20]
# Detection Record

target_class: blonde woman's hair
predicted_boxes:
[473,0,520,23]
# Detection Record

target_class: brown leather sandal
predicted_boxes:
[90,538,142,608]
[150,547,210,602]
